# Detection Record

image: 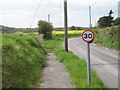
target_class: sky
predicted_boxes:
[0,0,119,28]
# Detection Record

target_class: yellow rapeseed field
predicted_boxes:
[23,32,38,35]
[52,30,84,34]
[23,30,85,35]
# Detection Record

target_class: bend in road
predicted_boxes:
[68,37,118,88]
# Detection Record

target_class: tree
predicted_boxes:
[109,10,113,17]
[70,26,76,30]
[113,17,120,25]
[38,20,53,39]
[97,10,114,28]
[97,16,112,28]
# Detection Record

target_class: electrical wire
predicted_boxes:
[30,0,42,28]
[91,0,100,7]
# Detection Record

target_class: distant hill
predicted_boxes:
[1,25,90,33]
[0,25,37,34]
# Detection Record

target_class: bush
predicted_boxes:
[97,10,114,28]
[113,17,120,25]
[70,26,76,30]
[2,34,46,88]
[97,16,113,28]
[38,20,53,39]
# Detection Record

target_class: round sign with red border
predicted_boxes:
[82,30,94,43]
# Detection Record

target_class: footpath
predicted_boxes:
[41,53,73,88]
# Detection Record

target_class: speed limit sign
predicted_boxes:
[82,30,94,84]
[82,30,94,43]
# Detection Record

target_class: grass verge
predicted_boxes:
[43,34,106,88]
[93,26,119,50]
[2,34,46,88]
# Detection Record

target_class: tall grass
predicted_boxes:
[43,35,106,88]
[93,26,119,50]
[2,34,46,88]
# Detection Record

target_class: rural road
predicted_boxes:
[68,37,119,88]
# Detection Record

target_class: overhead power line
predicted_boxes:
[30,0,42,28]
[91,0,100,7]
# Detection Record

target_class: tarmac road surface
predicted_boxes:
[68,37,119,88]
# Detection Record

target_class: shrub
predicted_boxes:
[38,20,53,39]
[93,26,119,50]
[113,17,120,25]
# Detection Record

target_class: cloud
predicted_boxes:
[0,0,119,28]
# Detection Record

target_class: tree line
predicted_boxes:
[1,25,38,34]
[70,10,120,29]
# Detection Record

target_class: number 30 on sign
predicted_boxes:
[82,30,94,43]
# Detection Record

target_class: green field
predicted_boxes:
[2,34,46,88]
[43,35,107,88]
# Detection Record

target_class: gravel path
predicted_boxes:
[41,53,73,88]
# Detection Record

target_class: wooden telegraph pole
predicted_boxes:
[64,0,68,52]
[48,14,50,23]
[89,6,92,29]
[118,1,120,17]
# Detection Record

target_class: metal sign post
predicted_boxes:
[82,30,94,85]
[87,42,91,84]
